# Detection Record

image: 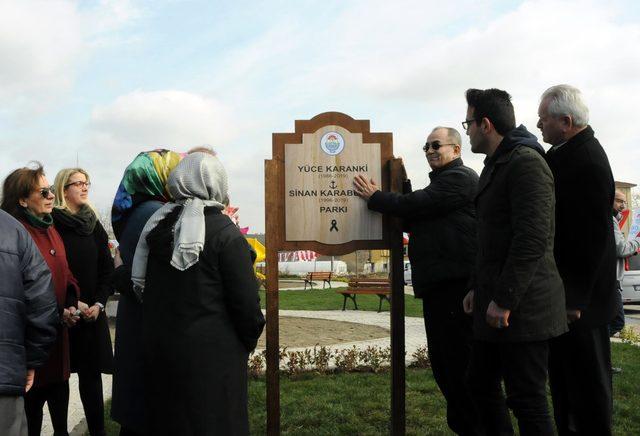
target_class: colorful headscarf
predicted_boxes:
[131,152,229,289]
[111,149,183,239]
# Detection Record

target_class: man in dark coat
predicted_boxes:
[0,209,58,436]
[462,88,567,435]
[353,126,480,435]
[538,84,617,435]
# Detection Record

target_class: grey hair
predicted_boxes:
[431,126,462,146]
[541,84,589,128]
[187,145,217,156]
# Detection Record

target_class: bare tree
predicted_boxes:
[96,207,115,240]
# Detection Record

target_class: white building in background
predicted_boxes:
[256,260,348,276]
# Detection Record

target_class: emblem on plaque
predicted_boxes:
[320,131,345,156]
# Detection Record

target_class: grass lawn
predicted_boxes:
[259,289,424,318]
[98,343,640,435]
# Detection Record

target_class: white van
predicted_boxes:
[621,254,640,303]
[403,261,412,285]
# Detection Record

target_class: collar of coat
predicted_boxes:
[476,125,544,199]
[428,157,464,180]
[484,124,544,166]
[546,125,594,159]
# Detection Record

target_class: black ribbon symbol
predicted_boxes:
[330,220,339,232]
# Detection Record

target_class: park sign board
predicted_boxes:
[267,111,394,255]
[284,125,383,244]
[265,112,407,435]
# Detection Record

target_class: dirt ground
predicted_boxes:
[256,316,389,349]
[108,316,389,349]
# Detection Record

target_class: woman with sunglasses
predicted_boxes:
[1,163,80,436]
[52,168,114,436]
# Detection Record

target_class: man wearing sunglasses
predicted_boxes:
[353,126,480,435]
[462,88,567,435]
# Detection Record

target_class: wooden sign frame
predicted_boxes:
[264,112,406,435]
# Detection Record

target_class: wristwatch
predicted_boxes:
[95,302,105,312]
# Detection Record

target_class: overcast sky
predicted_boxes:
[2,0,639,233]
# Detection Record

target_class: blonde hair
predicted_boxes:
[53,168,95,212]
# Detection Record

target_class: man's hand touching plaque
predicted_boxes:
[353,174,380,201]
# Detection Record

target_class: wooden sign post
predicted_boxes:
[264,112,406,434]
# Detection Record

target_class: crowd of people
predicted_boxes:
[353,84,639,435]
[0,149,265,436]
[0,83,637,436]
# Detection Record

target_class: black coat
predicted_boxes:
[545,126,617,327]
[110,200,163,433]
[52,210,114,374]
[0,210,58,395]
[367,158,478,296]
[473,126,567,342]
[144,207,265,436]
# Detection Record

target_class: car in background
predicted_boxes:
[621,253,640,304]
[404,261,412,286]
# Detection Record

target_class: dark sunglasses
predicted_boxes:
[423,141,457,152]
[38,186,55,198]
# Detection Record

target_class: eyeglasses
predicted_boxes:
[64,181,91,189]
[423,141,457,152]
[38,186,55,198]
[462,119,477,130]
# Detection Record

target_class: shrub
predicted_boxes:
[253,344,427,375]
[619,326,640,344]
[334,346,360,372]
[248,352,265,377]
[410,345,431,368]
[284,349,314,375]
[359,345,390,373]
[311,345,333,373]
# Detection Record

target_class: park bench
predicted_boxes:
[337,278,391,312]
[304,271,333,290]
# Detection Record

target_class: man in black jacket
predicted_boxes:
[353,126,480,435]
[0,209,58,436]
[462,88,567,435]
[538,84,617,435]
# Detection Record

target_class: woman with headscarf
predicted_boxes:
[132,150,265,436]
[110,149,183,436]
[1,163,80,436]
[51,168,114,436]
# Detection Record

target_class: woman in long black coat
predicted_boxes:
[132,150,265,436]
[52,168,114,436]
[109,149,183,436]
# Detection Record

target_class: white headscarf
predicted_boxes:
[131,152,228,290]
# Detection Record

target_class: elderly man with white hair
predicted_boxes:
[538,85,617,435]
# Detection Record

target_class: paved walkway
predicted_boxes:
[280,279,415,296]
[278,279,348,290]
[41,373,112,436]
